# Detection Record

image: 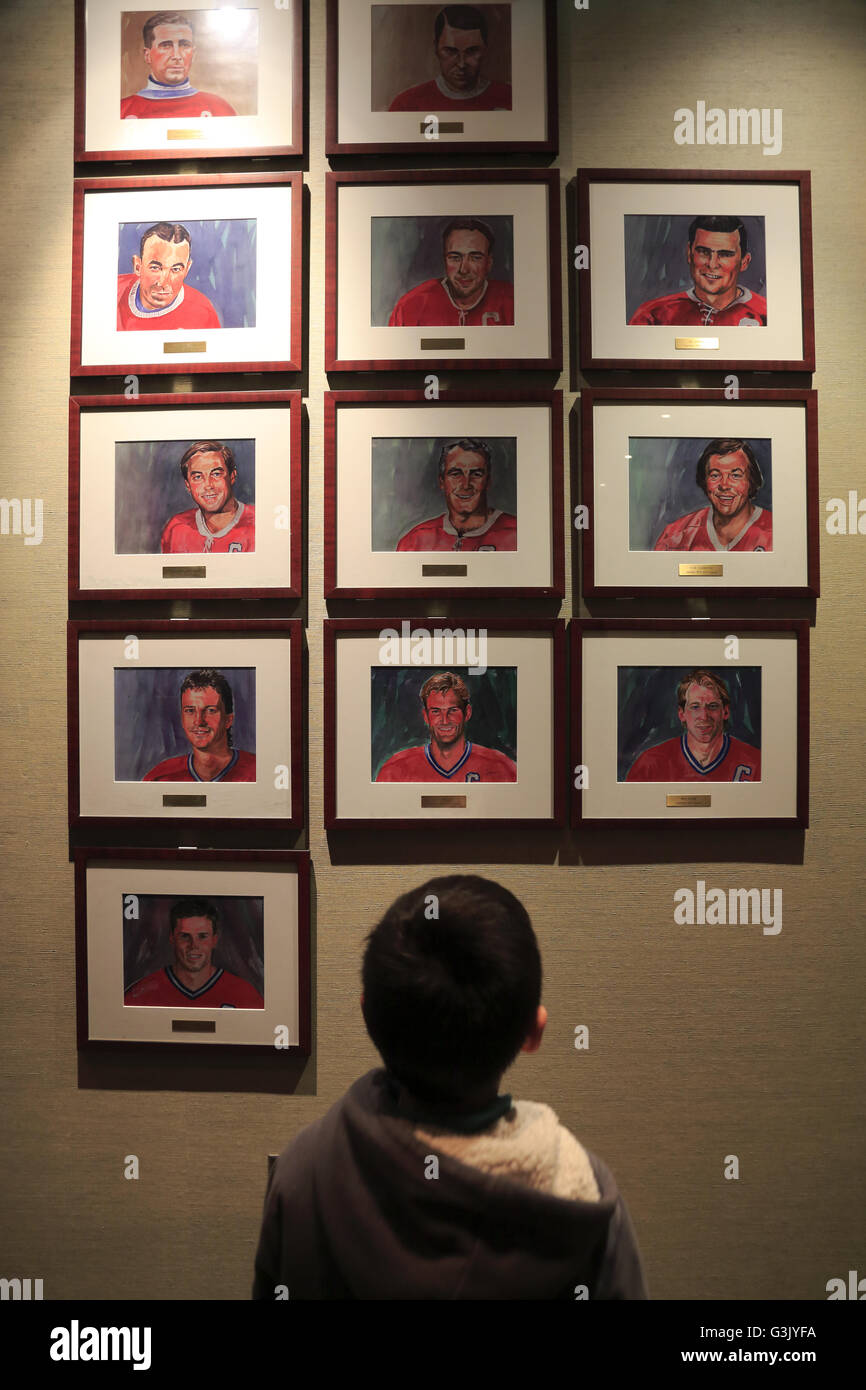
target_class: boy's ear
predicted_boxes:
[521,1004,547,1054]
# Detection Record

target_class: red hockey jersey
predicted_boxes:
[629,286,768,328]
[397,509,517,552]
[389,78,513,112]
[653,505,772,553]
[161,501,256,554]
[124,965,263,1008]
[389,278,514,327]
[376,741,516,782]
[121,88,237,120]
[116,273,221,331]
[626,733,761,783]
[143,749,256,783]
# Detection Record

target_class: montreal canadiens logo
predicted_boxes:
[465,771,481,782]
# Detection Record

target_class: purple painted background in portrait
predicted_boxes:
[113,666,256,779]
[118,219,257,327]
[624,214,766,322]
[122,892,264,997]
[114,437,255,553]
[371,213,513,325]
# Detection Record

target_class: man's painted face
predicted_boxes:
[171,916,217,976]
[180,685,233,754]
[443,229,493,302]
[423,688,471,749]
[184,453,237,515]
[678,682,729,745]
[439,448,489,519]
[435,23,487,91]
[686,227,751,302]
[144,23,195,86]
[132,235,192,311]
[704,449,753,519]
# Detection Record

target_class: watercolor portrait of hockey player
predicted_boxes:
[120,9,258,120]
[372,434,517,553]
[618,666,761,784]
[372,214,514,328]
[628,436,773,555]
[625,214,767,328]
[114,437,256,556]
[114,665,257,783]
[372,668,517,783]
[116,219,256,332]
[371,4,512,113]
[123,892,264,1008]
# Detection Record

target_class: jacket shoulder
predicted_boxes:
[583,1150,649,1299]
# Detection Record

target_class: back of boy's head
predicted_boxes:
[361,875,542,1104]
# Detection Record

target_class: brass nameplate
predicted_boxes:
[422,564,468,576]
[172,1019,216,1033]
[419,121,464,134]
[167,129,203,140]
[420,338,465,350]
[163,565,207,579]
[163,794,207,807]
[421,795,467,808]
[164,341,207,354]
[679,563,723,577]
[666,794,712,807]
[675,336,719,350]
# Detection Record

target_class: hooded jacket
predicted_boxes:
[253,1070,648,1300]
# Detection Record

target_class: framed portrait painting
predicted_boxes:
[580,388,819,598]
[75,848,310,1052]
[68,619,304,833]
[74,0,303,160]
[324,618,565,828]
[576,170,815,371]
[326,0,556,155]
[69,391,303,601]
[324,390,563,598]
[71,173,302,375]
[325,169,561,371]
[571,620,809,826]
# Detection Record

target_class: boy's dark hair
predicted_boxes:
[361,875,541,1103]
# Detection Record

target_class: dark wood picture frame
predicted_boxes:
[324,388,564,599]
[69,390,303,602]
[325,168,562,372]
[68,618,305,835]
[576,168,815,372]
[71,172,303,376]
[74,847,311,1054]
[570,619,810,828]
[324,617,566,829]
[578,387,819,599]
[73,0,304,162]
[325,0,558,156]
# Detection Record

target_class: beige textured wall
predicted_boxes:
[1,0,864,1301]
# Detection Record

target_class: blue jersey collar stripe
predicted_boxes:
[165,966,224,999]
[187,749,239,782]
[681,732,730,775]
[424,742,472,779]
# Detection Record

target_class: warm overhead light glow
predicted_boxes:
[214,7,248,38]
[660,413,671,419]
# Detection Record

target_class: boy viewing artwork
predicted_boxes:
[254,876,647,1299]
